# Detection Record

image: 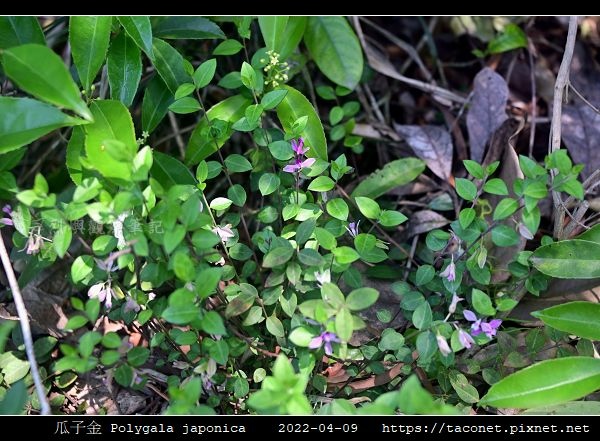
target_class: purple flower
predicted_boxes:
[1,204,13,226]
[458,328,475,349]
[124,297,140,313]
[291,138,308,156]
[440,257,456,282]
[309,331,340,355]
[463,309,502,338]
[481,319,502,338]
[436,334,452,356]
[448,293,463,315]
[345,220,360,238]
[283,138,315,173]
[283,157,316,173]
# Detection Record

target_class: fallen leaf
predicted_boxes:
[467,67,509,162]
[559,45,600,178]
[393,124,453,181]
[346,362,405,393]
[407,210,450,237]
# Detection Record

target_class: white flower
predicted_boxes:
[212,224,235,243]
[113,212,128,248]
[448,293,463,315]
[436,334,452,357]
[314,269,331,287]
[88,281,114,309]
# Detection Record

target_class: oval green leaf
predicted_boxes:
[2,44,91,120]
[107,33,142,107]
[70,16,112,92]
[0,97,83,153]
[352,158,425,199]
[304,17,363,89]
[480,357,600,409]
[531,301,600,340]
[530,239,600,279]
[277,85,327,160]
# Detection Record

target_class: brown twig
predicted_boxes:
[0,231,51,414]
[550,16,579,238]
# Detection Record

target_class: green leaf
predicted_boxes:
[263,245,294,268]
[0,380,27,414]
[519,154,546,178]
[151,38,192,94]
[493,198,519,221]
[471,288,496,316]
[307,176,334,192]
[85,100,137,182]
[209,339,229,365]
[346,288,379,311]
[79,331,101,358]
[162,303,200,325]
[193,58,217,89]
[531,301,600,340]
[352,158,425,199]
[488,24,528,54]
[258,17,289,54]
[0,352,29,384]
[455,178,477,201]
[378,329,405,351]
[107,33,142,107]
[213,39,243,56]
[483,178,509,195]
[151,151,196,189]
[163,225,185,254]
[102,332,122,349]
[266,315,285,337]
[209,197,232,211]
[64,315,88,331]
[186,95,251,164]
[227,184,247,207]
[298,248,324,266]
[261,89,288,110]
[379,210,407,227]
[459,207,476,229]
[2,44,91,120]
[480,357,600,409]
[355,196,380,219]
[326,198,349,221]
[70,16,112,92]
[225,292,255,318]
[153,16,225,40]
[0,17,45,49]
[168,97,201,114]
[412,302,432,330]
[449,370,480,404]
[71,255,94,284]
[304,17,363,89]
[53,224,72,258]
[118,16,153,57]
[530,239,600,279]
[522,401,600,415]
[289,327,315,347]
[201,310,227,336]
[336,308,353,341]
[142,76,174,133]
[225,154,253,173]
[296,219,316,245]
[277,86,327,160]
[0,97,83,154]
[523,181,548,199]
[463,159,484,179]
[415,265,435,286]
[491,225,520,247]
[114,364,134,387]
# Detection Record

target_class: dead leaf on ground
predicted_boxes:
[393,124,453,181]
[407,210,450,237]
[346,362,405,393]
[467,67,509,162]
[561,44,600,178]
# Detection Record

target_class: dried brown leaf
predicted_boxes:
[407,210,450,237]
[466,68,508,162]
[393,124,453,181]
